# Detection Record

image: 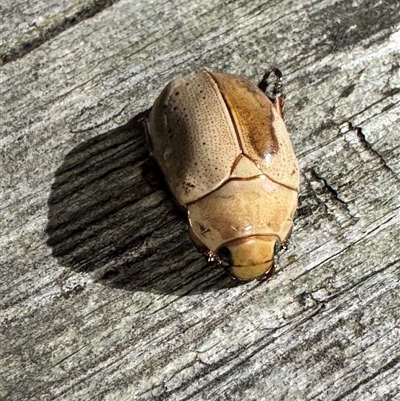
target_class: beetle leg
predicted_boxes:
[258,68,285,120]
[206,250,219,263]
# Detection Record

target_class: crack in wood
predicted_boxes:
[355,126,397,178]
[341,121,398,179]
[301,168,358,221]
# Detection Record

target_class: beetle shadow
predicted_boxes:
[45,114,237,295]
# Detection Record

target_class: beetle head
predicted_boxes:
[217,235,279,281]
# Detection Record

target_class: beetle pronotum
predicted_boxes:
[145,70,299,281]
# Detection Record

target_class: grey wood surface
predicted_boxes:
[1,0,399,400]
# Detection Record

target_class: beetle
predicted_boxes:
[145,69,299,281]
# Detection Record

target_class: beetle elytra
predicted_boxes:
[145,70,299,281]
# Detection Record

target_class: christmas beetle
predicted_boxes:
[145,69,299,280]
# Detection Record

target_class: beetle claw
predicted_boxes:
[206,250,218,263]
[258,68,285,119]
[258,68,283,97]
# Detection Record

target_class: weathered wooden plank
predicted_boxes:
[1,0,399,400]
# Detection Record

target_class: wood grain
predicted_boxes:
[1,0,399,400]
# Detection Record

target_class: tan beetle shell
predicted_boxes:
[147,71,299,280]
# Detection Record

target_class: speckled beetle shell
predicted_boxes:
[146,71,299,280]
